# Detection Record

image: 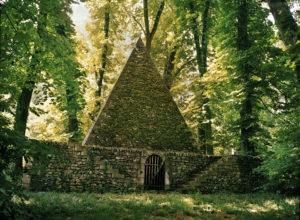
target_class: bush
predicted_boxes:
[0,127,28,219]
[0,126,62,219]
[256,108,300,195]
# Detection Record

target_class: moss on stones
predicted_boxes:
[83,39,196,152]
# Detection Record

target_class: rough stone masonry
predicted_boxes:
[29,38,261,193]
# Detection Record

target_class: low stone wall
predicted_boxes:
[215,156,261,193]
[30,143,259,193]
[31,143,142,192]
[185,156,262,193]
[165,152,220,188]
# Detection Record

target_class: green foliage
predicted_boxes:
[0,123,63,218]
[80,0,300,191]
[256,107,300,195]
[0,0,86,214]
[0,0,85,142]
[0,130,27,219]
[1,0,299,203]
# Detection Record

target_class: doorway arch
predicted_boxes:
[144,154,165,190]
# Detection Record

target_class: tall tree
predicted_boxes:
[143,0,165,54]
[173,0,213,154]
[1,0,84,142]
[268,0,300,85]
[84,0,136,123]
[95,0,111,108]
[236,0,256,155]
[195,0,213,155]
[214,0,294,155]
[163,46,177,89]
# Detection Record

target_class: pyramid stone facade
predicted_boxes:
[30,40,260,193]
[83,38,196,152]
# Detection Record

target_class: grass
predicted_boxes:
[22,191,299,220]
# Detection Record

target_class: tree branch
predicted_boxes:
[188,1,203,76]
[201,0,210,73]
[143,0,150,36]
[132,15,146,35]
[4,11,31,53]
[124,8,146,34]
[174,58,196,77]
[149,0,165,40]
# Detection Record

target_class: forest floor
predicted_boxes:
[22,191,299,219]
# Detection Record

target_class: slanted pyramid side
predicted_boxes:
[83,38,197,152]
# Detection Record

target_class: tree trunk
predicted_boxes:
[163,47,177,89]
[200,1,213,155]
[268,0,300,85]
[143,0,165,54]
[52,15,82,142]
[189,1,203,76]
[13,9,47,136]
[13,10,47,169]
[14,66,36,171]
[96,1,110,106]
[66,88,79,141]
[143,0,151,53]
[198,97,213,155]
[237,0,255,155]
[14,81,35,135]
[189,0,213,154]
[201,0,209,73]
[199,98,213,155]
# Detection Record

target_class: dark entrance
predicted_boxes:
[144,155,165,190]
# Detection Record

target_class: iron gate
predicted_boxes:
[144,155,165,190]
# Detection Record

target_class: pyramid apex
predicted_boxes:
[135,37,145,48]
[83,35,196,152]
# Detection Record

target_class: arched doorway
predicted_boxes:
[144,154,165,190]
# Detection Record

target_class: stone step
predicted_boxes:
[181,158,222,183]
[177,156,235,192]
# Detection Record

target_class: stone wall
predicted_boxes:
[30,143,260,193]
[31,143,143,192]
[194,156,261,193]
[165,152,220,188]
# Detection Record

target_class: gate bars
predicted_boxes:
[144,155,165,190]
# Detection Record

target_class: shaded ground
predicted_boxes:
[23,192,299,219]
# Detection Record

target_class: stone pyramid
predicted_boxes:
[83,38,196,152]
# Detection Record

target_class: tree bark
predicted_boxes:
[189,1,203,76]
[163,47,177,89]
[14,81,35,135]
[268,0,299,46]
[13,9,47,170]
[143,0,165,54]
[13,9,47,136]
[189,0,213,154]
[66,88,79,141]
[199,99,213,155]
[144,0,150,52]
[96,1,110,105]
[53,14,82,141]
[237,0,256,155]
[201,0,209,73]
[14,81,34,171]
[14,53,37,171]
[200,1,213,155]
[268,0,300,85]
